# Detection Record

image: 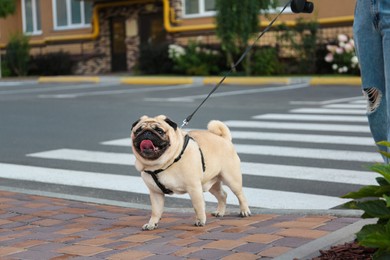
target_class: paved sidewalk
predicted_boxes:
[0,190,364,260]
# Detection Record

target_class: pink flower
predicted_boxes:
[338,34,348,43]
[325,53,334,63]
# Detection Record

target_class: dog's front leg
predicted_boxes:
[143,191,165,231]
[188,188,206,226]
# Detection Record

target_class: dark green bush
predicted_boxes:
[251,47,282,76]
[5,34,30,76]
[343,141,390,259]
[29,51,74,76]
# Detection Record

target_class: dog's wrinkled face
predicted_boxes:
[131,115,177,160]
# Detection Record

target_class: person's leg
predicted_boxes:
[354,0,388,162]
[381,0,390,162]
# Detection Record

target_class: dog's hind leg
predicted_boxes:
[221,164,251,217]
[209,181,227,217]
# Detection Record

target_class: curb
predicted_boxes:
[38,76,101,83]
[35,76,362,86]
[275,218,377,260]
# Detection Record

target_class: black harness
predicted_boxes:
[144,135,205,195]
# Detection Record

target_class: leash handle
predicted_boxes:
[181,0,292,128]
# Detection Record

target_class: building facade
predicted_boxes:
[0,0,356,75]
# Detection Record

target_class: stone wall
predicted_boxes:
[74,4,145,75]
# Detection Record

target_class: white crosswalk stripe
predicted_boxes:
[1,98,380,210]
[252,113,367,122]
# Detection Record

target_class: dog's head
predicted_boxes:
[131,115,178,161]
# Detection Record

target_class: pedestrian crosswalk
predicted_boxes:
[0,96,383,210]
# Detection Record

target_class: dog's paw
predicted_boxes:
[239,209,251,218]
[212,211,224,217]
[142,223,158,231]
[194,220,206,227]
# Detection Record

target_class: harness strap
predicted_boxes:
[144,135,205,195]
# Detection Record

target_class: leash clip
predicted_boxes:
[180,119,188,128]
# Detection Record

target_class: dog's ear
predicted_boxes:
[131,119,141,130]
[164,118,178,131]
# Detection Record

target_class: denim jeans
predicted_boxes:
[354,0,390,163]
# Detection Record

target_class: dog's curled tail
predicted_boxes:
[207,120,232,141]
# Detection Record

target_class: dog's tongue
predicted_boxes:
[140,140,155,152]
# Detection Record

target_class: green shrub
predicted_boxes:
[168,41,222,76]
[5,33,30,76]
[343,141,390,259]
[251,47,281,76]
[29,51,74,76]
[0,55,12,77]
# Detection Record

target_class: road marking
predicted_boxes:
[103,130,375,147]
[0,163,350,209]
[0,83,111,95]
[224,120,370,133]
[145,83,309,102]
[290,108,366,115]
[234,144,381,162]
[252,114,367,123]
[28,148,379,182]
[27,149,136,165]
[322,104,366,109]
[39,84,203,98]
[241,162,378,185]
[290,96,362,105]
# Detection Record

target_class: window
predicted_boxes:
[183,0,216,17]
[53,0,92,29]
[22,0,42,35]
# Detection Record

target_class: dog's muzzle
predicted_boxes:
[133,130,170,160]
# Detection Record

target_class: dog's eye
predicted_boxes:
[134,127,143,135]
[156,128,165,135]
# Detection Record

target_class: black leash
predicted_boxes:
[180,0,292,128]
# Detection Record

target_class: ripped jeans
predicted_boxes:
[354,0,390,163]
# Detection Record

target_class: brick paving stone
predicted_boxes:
[296,216,335,223]
[0,246,25,257]
[272,237,313,248]
[273,220,325,229]
[258,246,292,257]
[56,244,112,256]
[8,249,63,260]
[231,242,270,254]
[241,233,283,244]
[173,247,201,257]
[105,249,155,260]
[188,239,212,248]
[0,219,12,225]
[198,231,247,240]
[247,226,281,234]
[133,243,184,255]
[317,221,354,231]
[221,252,259,260]
[202,239,247,250]
[144,255,184,260]
[12,239,47,249]
[76,238,116,246]
[276,228,329,239]
[32,218,63,226]
[120,234,160,243]
[188,248,232,260]
[169,238,200,247]
[55,227,88,235]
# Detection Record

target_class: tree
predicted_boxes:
[0,0,16,18]
[215,0,274,75]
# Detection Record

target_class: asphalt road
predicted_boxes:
[0,79,381,211]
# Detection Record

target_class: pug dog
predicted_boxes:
[131,115,251,230]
